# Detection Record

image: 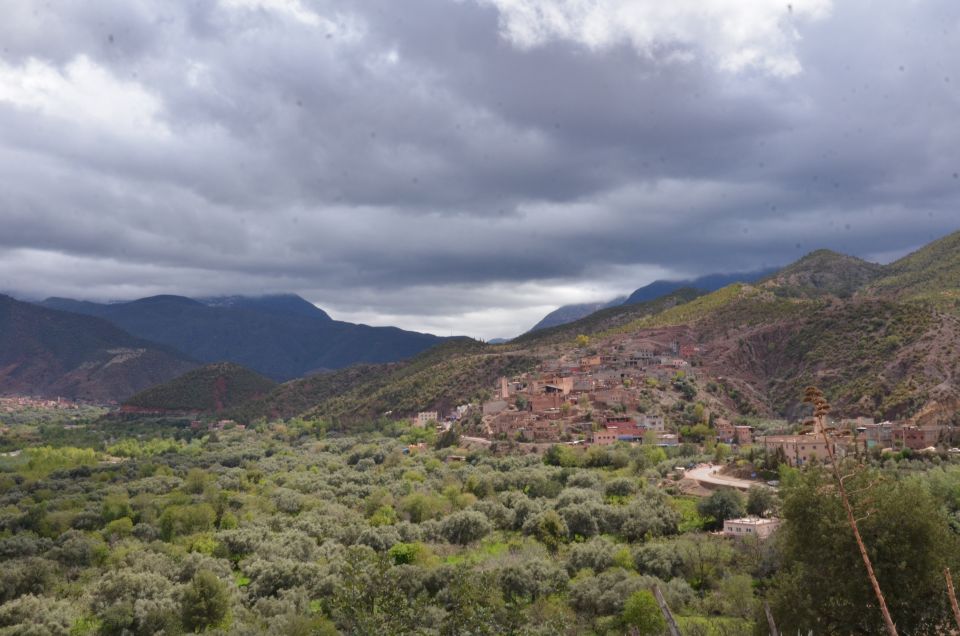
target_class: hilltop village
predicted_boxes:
[413,332,958,465]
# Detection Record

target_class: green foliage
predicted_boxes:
[0,594,78,635]
[124,362,278,412]
[543,444,578,467]
[696,488,745,529]
[6,406,957,634]
[745,486,776,518]
[23,446,98,478]
[181,570,230,632]
[440,510,492,545]
[159,503,216,540]
[107,437,182,458]
[622,590,666,635]
[526,510,568,553]
[770,467,960,634]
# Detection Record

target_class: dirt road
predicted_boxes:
[685,464,774,491]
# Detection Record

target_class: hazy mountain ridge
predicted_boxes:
[11,230,960,421]
[37,294,443,381]
[527,268,776,334]
[527,297,626,332]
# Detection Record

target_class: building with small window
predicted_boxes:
[760,434,830,466]
[413,411,439,428]
[723,517,781,539]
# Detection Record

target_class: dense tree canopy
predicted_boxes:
[1,412,959,634]
[770,467,960,635]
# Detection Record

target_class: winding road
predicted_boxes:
[685,464,774,491]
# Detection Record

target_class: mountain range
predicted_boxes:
[195,229,960,426]
[526,268,777,332]
[4,229,959,418]
[0,295,197,402]
[37,294,443,381]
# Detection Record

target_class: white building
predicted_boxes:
[723,517,781,539]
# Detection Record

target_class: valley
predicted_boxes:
[2,230,960,635]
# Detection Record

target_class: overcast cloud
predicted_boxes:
[0,0,958,338]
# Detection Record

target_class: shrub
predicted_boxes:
[0,557,55,603]
[620,497,681,541]
[439,510,492,545]
[522,510,568,552]
[605,477,638,499]
[697,489,745,529]
[498,559,568,603]
[0,594,77,635]
[159,503,216,540]
[567,537,618,575]
[622,590,666,636]
[181,570,231,632]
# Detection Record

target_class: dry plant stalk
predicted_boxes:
[803,386,898,636]
[946,567,960,631]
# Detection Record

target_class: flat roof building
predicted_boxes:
[723,517,781,539]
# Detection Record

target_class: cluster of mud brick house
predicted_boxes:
[757,416,956,466]
[478,336,700,444]
[469,332,957,455]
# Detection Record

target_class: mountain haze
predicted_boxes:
[527,268,776,333]
[527,297,626,332]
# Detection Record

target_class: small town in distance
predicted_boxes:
[414,330,955,460]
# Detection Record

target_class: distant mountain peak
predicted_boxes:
[36,293,440,381]
[129,295,205,306]
[527,297,626,332]
[200,293,332,321]
[525,269,774,334]
[762,249,884,298]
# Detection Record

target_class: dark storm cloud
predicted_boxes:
[0,0,958,337]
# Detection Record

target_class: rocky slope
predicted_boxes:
[0,295,197,402]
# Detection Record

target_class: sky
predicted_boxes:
[0,0,958,339]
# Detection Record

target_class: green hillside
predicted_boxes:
[226,363,398,422]
[609,284,817,335]
[229,339,537,424]
[758,300,946,419]
[124,362,277,412]
[867,230,960,304]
